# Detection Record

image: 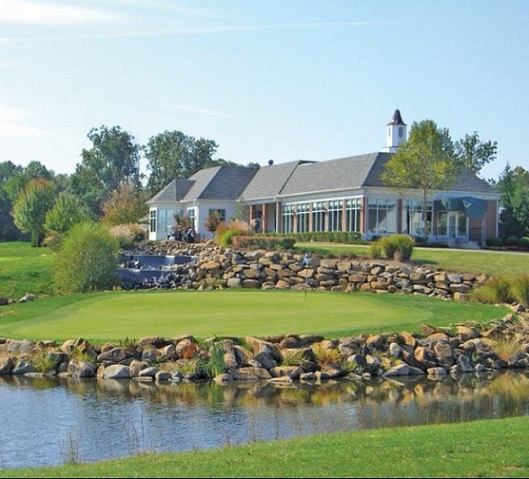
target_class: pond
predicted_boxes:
[1,371,529,470]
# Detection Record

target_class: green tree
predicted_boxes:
[381,119,458,236]
[101,183,148,226]
[51,222,120,293]
[496,164,529,239]
[11,178,57,246]
[44,192,93,236]
[70,125,141,217]
[144,130,239,194]
[455,132,497,175]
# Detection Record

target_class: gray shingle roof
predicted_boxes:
[147,178,194,203]
[241,160,312,201]
[148,166,259,204]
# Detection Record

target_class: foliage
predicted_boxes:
[373,234,415,261]
[204,213,222,234]
[312,345,341,366]
[101,183,148,226]
[281,349,309,367]
[29,350,56,373]
[508,275,529,307]
[381,119,458,236]
[231,235,296,250]
[471,276,512,304]
[173,214,193,231]
[109,224,148,249]
[69,125,141,218]
[276,231,364,244]
[51,222,120,294]
[11,178,57,247]
[44,192,93,237]
[201,342,226,379]
[232,198,250,223]
[491,336,521,362]
[454,131,497,175]
[215,220,252,247]
[496,164,529,240]
[144,130,240,194]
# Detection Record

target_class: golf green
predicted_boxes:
[0,289,506,342]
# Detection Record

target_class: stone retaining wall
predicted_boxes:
[1,314,528,385]
[129,242,489,300]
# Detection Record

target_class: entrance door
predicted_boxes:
[436,211,468,242]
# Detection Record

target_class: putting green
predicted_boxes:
[0,289,506,342]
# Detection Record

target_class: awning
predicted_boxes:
[434,197,487,219]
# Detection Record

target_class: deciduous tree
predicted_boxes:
[11,178,57,246]
[101,183,148,226]
[381,119,458,236]
[455,132,497,175]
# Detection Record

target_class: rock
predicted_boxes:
[100,364,131,379]
[269,366,303,379]
[138,336,170,349]
[427,367,448,379]
[155,371,172,382]
[97,347,128,364]
[138,367,158,378]
[456,355,474,373]
[7,340,34,354]
[389,342,402,358]
[18,293,36,303]
[13,360,36,375]
[68,359,96,378]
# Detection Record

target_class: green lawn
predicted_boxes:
[0,242,53,298]
[0,289,508,342]
[3,416,528,478]
[296,242,529,277]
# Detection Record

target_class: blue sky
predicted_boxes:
[0,0,527,182]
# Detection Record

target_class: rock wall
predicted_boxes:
[1,314,528,384]
[127,242,489,300]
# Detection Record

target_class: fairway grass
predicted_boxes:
[0,289,509,342]
[2,416,528,478]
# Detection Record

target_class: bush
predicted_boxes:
[505,236,520,247]
[215,220,252,247]
[109,223,147,249]
[519,237,529,251]
[471,276,512,305]
[52,222,120,294]
[509,275,529,307]
[373,235,415,261]
[231,235,296,250]
[486,237,504,248]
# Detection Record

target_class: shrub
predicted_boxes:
[509,275,529,307]
[109,223,147,249]
[215,220,252,247]
[519,237,529,251]
[370,241,383,259]
[505,236,520,248]
[471,276,512,305]
[373,235,415,261]
[52,222,120,294]
[231,235,296,250]
[486,237,504,248]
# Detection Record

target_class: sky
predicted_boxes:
[0,0,528,182]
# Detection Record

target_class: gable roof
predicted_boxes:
[241,160,312,201]
[148,166,258,204]
[147,178,194,204]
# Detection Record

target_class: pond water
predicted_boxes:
[1,371,529,470]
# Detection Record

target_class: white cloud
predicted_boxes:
[0,105,51,138]
[0,0,116,25]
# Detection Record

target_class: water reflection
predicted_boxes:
[1,371,528,470]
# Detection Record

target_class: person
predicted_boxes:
[186,227,195,243]
[302,252,311,268]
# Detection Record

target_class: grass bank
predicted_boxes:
[2,416,528,478]
[296,242,529,278]
[0,289,508,342]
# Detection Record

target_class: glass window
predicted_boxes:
[328,200,343,232]
[149,209,157,233]
[187,208,196,229]
[368,199,397,234]
[346,198,361,232]
[208,209,226,222]
[403,200,432,237]
[282,204,294,233]
[295,203,309,233]
[311,202,326,232]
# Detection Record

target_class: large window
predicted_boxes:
[158,209,175,237]
[402,200,432,237]
[149,209,157,233]
[328,200,342,232]
[311,202,326,232]
[295,203,309,233]
[345,198,361,232]
[187,208,197,229]
[437,211,467,238]
[208,208,226,222]
[282,204,294,233]
[367,199,397,234]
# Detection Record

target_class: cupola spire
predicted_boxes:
[382,109,407,153]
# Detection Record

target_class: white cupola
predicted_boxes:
[382,109,407,153]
